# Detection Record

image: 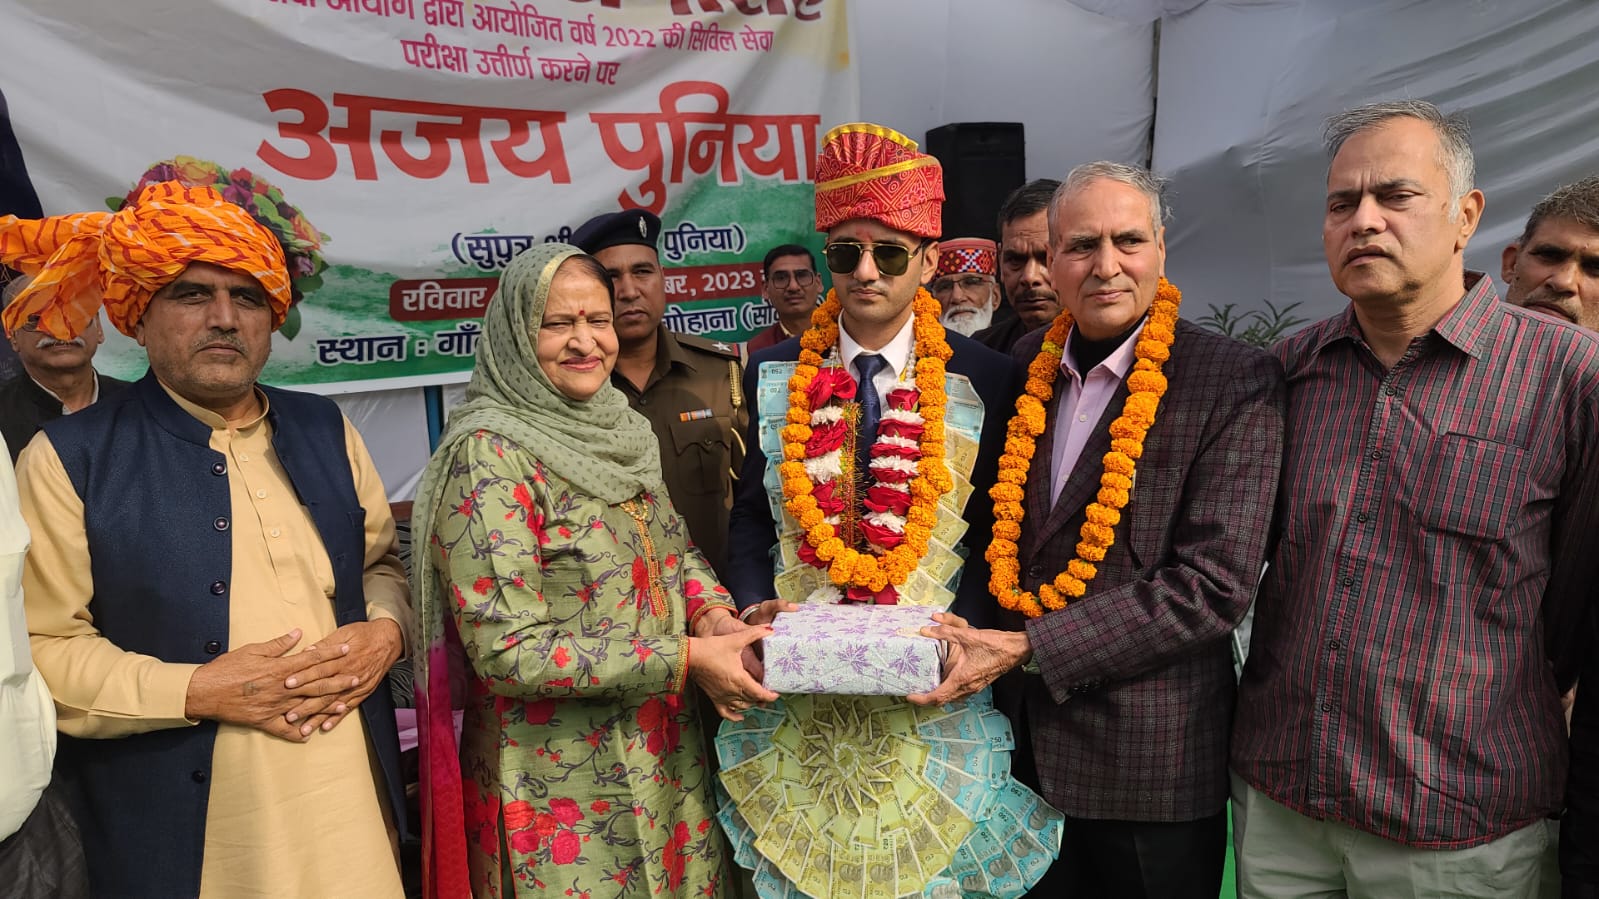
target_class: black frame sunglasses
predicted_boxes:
[822,239,929,277]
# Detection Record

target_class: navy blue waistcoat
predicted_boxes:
[44,372,407,899]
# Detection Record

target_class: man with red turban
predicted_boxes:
[3,182,411,898]
[931,236,1001,336]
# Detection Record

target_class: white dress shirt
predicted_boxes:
[836,310,918,406]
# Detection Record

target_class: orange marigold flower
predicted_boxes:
[1085,505,1121,527]
[1100,472,1133,491]
[1102,452,1136,477]
[994,521,1021,541]
[1067,558,1097,581]
[1097,486,1131,507]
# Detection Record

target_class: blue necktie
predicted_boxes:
[854,354,886,476]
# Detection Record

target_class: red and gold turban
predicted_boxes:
[814,123,944,238]
[0,181,291,340]
[934,237,998,279]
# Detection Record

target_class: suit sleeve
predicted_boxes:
[725,356,779,610]
[1025,350,1287,700]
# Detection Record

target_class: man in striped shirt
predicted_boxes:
[1230,99,1599,898]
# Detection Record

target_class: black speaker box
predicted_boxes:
[924,122,1025,241]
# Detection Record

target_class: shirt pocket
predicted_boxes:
[1415,433,1529,540]
[668,417,730,496]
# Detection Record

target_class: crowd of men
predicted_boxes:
[0,98,1596,899]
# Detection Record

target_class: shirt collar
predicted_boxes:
[1061,321,1143,380]
[837,311,916,381]
[1310,270,1497,361]
[160,380,271,432]
[28,370,101,414]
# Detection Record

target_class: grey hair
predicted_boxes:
[1518,175,1599,245]
[1323,99,1474,218]
[1047,161,1169,239]
[0,272,32,308]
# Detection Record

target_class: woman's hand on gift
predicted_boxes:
[739,599,799,627]
[688,623,779,721]
[907,613,1032,706]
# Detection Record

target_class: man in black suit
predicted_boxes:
[724,121,1019,630]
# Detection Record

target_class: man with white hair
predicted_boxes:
[931,237,1001,336]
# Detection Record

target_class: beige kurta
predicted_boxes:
[17,385,412,899]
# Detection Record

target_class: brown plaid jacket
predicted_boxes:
[1001,319,1287,822]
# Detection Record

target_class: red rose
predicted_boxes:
[885,387,920,411]
[869,442,920,460]
[877,418,926,441]
[797,541,820,567]
[845,584,899,604]
[805,366,857,408]
[804,419,850,456]
[549,798,584,827]
[860,521,905,549]
[534,812,560,838]
[869,465,915,484]
[550,828,582,865]
[863,486,912,516]
[503,800,536,831]
[811,481,847,515]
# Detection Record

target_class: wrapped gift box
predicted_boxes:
[762,603,947,695]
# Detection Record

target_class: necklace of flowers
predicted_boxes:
[779,287,953,600]
[987,277,1183,618]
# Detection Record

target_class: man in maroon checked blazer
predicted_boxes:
[910,161,1287,898]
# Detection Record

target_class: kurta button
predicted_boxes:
[204,641,221,654]
[1027,565,1042,579]
[1320,703,1334,712]
[1328,639,1341,650]
[214,517,229,531]
[1356,513,1368,523]
[191,770,207,783]
[1341,576,1354,587]
[1369,450,1383,460]
[210,580,226,595]
[210,462,226,476]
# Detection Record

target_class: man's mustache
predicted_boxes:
[35,335,87,349]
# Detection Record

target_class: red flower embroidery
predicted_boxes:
[552,646,571,668]
[550,828,582,865]
[472,576,495,595]
[684,578,704,599]
[524,698,557,725]
[590,800,611,815]
[631,557,650,607]
[508,826,541,854]
[549,797,584,827]
[663,820,691,890]
[636,696,682,757]
[510,482,535,521]
[503,800,536,831]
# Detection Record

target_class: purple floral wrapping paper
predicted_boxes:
[761,604,947,695]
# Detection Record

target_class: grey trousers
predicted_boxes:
[1231,774,1549,899]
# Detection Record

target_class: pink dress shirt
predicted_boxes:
[1050,326,1142,504]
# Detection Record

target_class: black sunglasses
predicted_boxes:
[822,239,928,277]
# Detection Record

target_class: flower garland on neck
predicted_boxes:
[987,278,1183,618]
[779,287,953,600]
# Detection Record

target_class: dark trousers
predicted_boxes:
[1010,700,1226,899]
[0,778,89,899]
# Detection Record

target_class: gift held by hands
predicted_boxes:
[761,603,947,696]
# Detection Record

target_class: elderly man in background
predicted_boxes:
[0,275,128,462]
[1504,176,1599,332]
[747,243,819,354]
[974,178,1063,353]
[931,236,1001,336]
[0,434,87,897]
[1231,100,1599,899]
[2,182,410,899]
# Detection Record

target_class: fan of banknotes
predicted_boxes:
[715,691,1064,898]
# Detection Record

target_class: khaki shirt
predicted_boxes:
[611,325,746,578]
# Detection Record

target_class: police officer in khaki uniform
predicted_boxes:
[572,210,746,580]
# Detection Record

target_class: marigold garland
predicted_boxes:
[987,278,1183,618]
[780,287,953,595]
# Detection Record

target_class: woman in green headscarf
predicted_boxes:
[411,244,775,899]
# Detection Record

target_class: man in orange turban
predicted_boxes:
[5,182,412,898]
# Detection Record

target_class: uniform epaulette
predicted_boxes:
[675,331,742,360]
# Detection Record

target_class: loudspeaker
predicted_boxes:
[925,122,1025,241]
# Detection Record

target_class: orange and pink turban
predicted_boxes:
[814,123,944,238]
[0,181,291,340]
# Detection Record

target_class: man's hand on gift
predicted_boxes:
[907,612,1032,706]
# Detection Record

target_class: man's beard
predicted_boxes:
[941,305,994,336]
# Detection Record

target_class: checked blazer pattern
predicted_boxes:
[1004,318,1287,822]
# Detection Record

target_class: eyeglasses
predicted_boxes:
[822,240,928,277]
[932,274,994,295]
[767,270,817,288]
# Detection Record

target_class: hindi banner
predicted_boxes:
[0,0,854,392]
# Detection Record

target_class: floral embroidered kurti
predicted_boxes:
[427,431,732,898]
